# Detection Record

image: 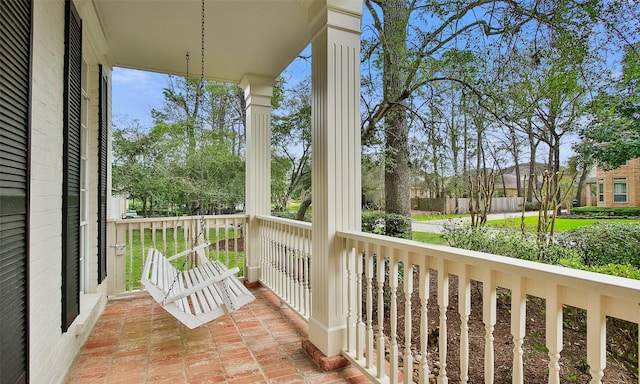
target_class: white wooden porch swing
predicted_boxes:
[140,0,254,329]
[141,237,255,329]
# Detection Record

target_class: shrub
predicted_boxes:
[442,223,575,264]
[560,257,640,279]
[557,223,640,267]
[362,212,412,239]
[571,206,640,216]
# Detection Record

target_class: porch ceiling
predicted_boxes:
[93,0,320,83]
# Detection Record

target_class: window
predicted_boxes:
[598,180,604,202]
[613,178,627,203]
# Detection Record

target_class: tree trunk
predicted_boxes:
[527,129,538,203]
[510,126,522,197]
[382,0,411,217]
[296,197,312,221]
[574,163,591,205]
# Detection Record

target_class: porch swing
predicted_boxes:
[140,0,255,329]
[140,230,255,329]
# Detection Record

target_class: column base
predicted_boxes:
[301,338,350,371]
[244,265,261,283]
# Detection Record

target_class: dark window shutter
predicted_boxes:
[98,65,108,283]
[0,0,31,382]
[62,0,82,332]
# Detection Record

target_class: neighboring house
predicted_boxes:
[596,158,640,208]
[493,174,520,197]
[1,1,362,383]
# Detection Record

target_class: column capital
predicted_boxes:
[239,75,275,108]
[309,0,362,39]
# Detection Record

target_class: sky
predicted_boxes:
[112,68,168,128]
[111,47,312,128]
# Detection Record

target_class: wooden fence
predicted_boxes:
[411,196,525,214]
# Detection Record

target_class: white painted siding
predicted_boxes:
[29,1,109,383]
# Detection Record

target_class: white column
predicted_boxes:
[308,1,362,357]
[240,75,274,283]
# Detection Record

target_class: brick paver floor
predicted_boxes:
[66,286,371,384]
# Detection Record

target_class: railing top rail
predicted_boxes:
[337,229,640,303]
[109,213,249,224]
[256,214,312,230]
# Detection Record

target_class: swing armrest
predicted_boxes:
[162,266,240,304]
[167,242,211,262]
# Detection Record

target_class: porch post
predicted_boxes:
[308,1,362,357]
[240,75,274,283]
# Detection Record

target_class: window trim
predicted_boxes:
[598,179,604,203]
[613,177,628,204]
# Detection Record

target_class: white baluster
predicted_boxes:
[511,276,526,384]
[546,284,563,384]
[483,271,496,383]
[586,295,605,384]
[389,254,399,383]
[346,240,356,354]
[402,252,413,384]
[437,261,449,384]
[376,252,386,379]
[303,230,311,317]
[458,266,471,384]
[419,263,430,383]
[357,245,366,361]
[365,243,375,370]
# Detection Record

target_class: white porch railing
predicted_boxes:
[257,215,312,319]
[107,214,248,295]
[338,230,640,384]
[107,215,640,383]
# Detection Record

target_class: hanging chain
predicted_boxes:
[162,0,204,305]
[200,0,205,84]
[200,0,234,311]
[198,0,207,245]
[162,0,236,311]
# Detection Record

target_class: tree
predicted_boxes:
[361,0,636,223]
[271,79,312,213]
[112,117,174,217]
[114,75,247,215]
[579,46,640,169]
[567,151,594,205]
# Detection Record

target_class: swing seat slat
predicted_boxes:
[141,243,255,329]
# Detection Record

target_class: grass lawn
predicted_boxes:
[485,216,637,232]
[412,231,448,245]
[285,201,312,213]
[125,227,244,290]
